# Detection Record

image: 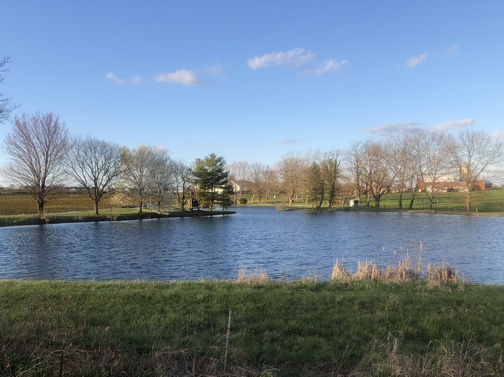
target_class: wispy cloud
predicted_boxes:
[154,69,201,86]
[491,131,504,140]
[406,53,428,67]
[247,48,314,69]
[365,122,423,136]
[203,63,224,76]
[308,59,349,75]
[105,71,141,84]
[431,118,474,131]
[441,44,458,56]
[280,138,304,145]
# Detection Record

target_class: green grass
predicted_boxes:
[375,189,504,213]
[0,280,503,376]
[3,189,504,220]
[237,189,504,215]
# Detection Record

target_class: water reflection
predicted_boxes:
[0,207,503,283]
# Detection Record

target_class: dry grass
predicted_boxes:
[351,336,498,377]
[236,266,270,284]
[332,254,464,283]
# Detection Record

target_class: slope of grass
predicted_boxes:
[0,280,503,376]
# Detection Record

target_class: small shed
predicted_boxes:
[188,198,199,210]
[349,199,360,207]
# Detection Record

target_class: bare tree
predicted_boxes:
[361,141,391,207]
[249,163,265,204]
[446,129,504,211]
[344,141,366,203]
[262,167,278,202]
[168,160,193,211]
[384,135,415,209]
[0,57,18,124]
[228,161,249,201]
[120,145,157,213]
[1,113,69,216]
[276,152,308,205]
[413,130,450,211]
[146,148,172,213]
[66,137,122,215]
[402,132,423,209]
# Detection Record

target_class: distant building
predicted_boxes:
[229,180,253,193]
[418,174,492,192]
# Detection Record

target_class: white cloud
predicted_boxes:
[309,59,349,75]
[106,72,125,84]
[442,44,458,56]
[154,69,201,86]
[431,118,474,131]
[406,53,428,67]
[491,131,504,140]
[151,145,168,153]
[247,48,314,69]
[106,72,142,84]
[130,76,142,84]
[365,122,423,136]
[204,63,224,76]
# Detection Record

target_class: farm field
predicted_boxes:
[0,191,109,215]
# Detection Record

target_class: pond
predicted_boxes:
[0,207,503,283]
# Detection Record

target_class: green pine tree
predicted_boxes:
[192,153,234,211]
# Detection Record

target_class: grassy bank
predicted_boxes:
[2,190,504,225]
[0,209,235,227]
[1,279,503,376]
[242,189,504,215]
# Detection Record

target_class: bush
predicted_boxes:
[239,197,248,205]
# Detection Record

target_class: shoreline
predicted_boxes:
[1,203,503,228]
[0,209,236,228]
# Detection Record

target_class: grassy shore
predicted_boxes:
[1,189,504,227]
[0,279,503,376]
[0,209,235,227]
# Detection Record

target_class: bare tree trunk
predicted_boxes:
[374,197,380,207]
[408,197,415,210]
[466,188,472,212]
[38,201,45,217]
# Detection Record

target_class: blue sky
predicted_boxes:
[1,1,503,184]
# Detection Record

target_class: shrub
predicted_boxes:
[239,197,248,205]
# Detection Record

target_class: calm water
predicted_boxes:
[0,207,503,284]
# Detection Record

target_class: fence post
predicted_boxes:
[224,310,232,372]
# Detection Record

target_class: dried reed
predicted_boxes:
[332,254,464,283]
[236,265,270,284]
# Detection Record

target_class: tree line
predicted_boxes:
[2,111,503,217]
[0,112,234,216]
[229,130,503,213]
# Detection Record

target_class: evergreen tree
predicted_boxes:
[306,162,324,209]
[192,153,234,210]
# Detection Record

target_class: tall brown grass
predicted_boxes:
[331,254,464,283]
[352,336,494,377]
[236,266,270,284]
